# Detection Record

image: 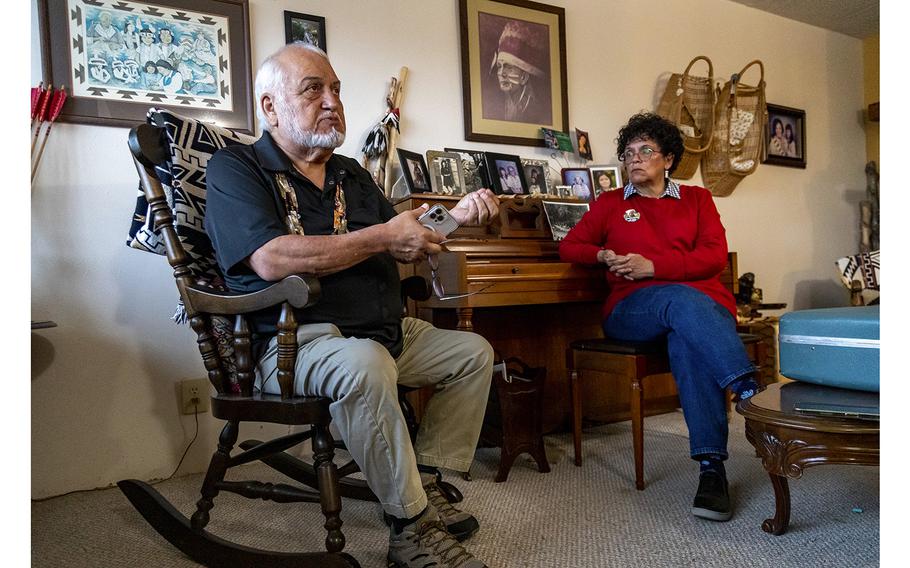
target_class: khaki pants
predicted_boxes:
[256,317,494,519]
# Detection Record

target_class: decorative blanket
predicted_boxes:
[836,250,880,305]
[126,107,255,320]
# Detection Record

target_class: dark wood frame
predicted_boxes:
[458,0,569,147]
[284,10,327,52]
[397,148,431,194]
[485,151,529,195]
[36,0,255,133]
[561,167,594,202]
[763,103,806,169]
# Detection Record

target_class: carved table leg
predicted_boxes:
[456,307,474,332]
[762,472,791,535]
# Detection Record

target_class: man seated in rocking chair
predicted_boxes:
[204,42,498,568]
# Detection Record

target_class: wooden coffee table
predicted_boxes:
[736,381,879,535]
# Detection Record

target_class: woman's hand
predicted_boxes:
[604,252,655,280]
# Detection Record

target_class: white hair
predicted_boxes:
[254,42,331,132]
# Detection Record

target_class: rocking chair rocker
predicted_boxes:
[119,108,459,567]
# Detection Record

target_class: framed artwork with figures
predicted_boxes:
[37,0,255,132]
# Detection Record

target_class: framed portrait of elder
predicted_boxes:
[458,0,569,147]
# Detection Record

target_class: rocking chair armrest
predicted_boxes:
[185,274,321,315]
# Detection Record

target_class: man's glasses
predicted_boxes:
[427,254,492,301]
[619,146,661,162]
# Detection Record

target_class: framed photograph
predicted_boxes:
[397,148,431,194]
[575,128,593,160]
[521,158,550,195]
[554,185,572,199]
[458,0,569,147]
[445,147,491,191]
[589,165,623,199]
[37,0,255,133]
[561,168,594,202]
[763,103,806,169]
[426,151,466,196]
[542,200,589,241]
[284,10,327,52]
[485,152,528,195]
[541,127,574,152]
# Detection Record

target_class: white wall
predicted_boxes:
[31,0,867,498]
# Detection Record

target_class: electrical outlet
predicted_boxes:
[180,378,211,415]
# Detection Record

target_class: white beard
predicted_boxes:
[287,123,345,149]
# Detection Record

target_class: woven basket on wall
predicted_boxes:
[701,60,767,197]
[656,56,715,180]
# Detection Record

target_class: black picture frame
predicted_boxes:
[397,148,431,194]
[37,0,255,133]
[561,167,594,202]
[458,0,569,147]
[763,103,806,169]
[444,147,492,191]
[485,152,528,195]
[284,10,327,52]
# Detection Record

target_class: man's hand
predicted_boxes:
[449,188,499,226]
[385,205,444,263]
[603,252,655,281]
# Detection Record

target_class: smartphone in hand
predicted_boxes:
[417,204,459,237]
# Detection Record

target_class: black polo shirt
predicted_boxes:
[204,131,404,356]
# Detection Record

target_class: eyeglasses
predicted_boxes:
[619,146,661,162]
[427,253,492,301]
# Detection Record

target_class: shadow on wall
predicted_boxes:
[792,279,850,310]
[32,333,56,378]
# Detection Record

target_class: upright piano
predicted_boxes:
[396,194,639,432]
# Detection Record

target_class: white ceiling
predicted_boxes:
[725,0,879,39]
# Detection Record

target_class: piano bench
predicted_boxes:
[567,333,766,490]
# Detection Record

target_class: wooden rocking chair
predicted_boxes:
[120,106,470,566]
[119,117,361,567]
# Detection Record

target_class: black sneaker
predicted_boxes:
[691,470,732,521]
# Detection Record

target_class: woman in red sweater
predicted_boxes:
[559,113,759,523]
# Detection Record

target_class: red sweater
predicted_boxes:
[559,185,736,320]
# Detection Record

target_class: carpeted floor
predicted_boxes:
[32,411,879,567]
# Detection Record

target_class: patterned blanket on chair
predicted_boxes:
[126,108,257,392]
[126,107,256,319]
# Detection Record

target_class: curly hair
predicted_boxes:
[615,112,685,175]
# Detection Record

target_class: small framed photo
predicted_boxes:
[521,159,551,196]
[445,147,490,191]
[426,151,466,196]
[575,128,593,160]
[555,185,572,199]
[397,148,431,194]
[561,168,594,201]
[763,103,806,169]
[542,200,590,241]
[589,166,623,199]
[485,152,528,195]
[284,11,327,51]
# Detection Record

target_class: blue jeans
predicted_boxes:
[603,285,755,460]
